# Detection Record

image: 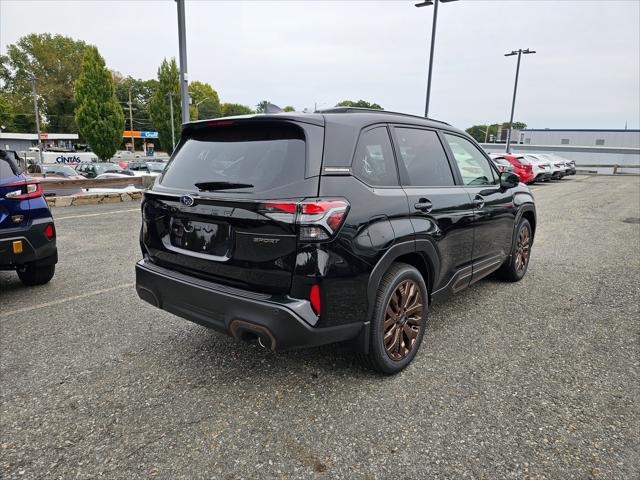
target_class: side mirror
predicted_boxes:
[500,171,519,189]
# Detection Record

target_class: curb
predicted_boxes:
[47,191,144,208]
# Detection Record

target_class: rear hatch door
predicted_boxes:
[141,119,323,294]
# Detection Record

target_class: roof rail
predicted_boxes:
[316,107,450,126]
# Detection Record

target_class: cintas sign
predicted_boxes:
[40,152,98,165]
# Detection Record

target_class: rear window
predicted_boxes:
[161,123,306,194]
[493,157,511,166]
[1,156,19,180]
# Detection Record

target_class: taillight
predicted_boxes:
[259,198,349,241]
[524,164,533,172]
[44,223,55,240]
[299,199,349,241]
[309,284,321,315]
[4,181,43,200]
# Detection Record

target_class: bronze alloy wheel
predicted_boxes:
[383,280,424,361]
[515,225,531,273]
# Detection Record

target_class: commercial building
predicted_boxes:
[0,132,79,152]
[482,128,640,174]
[518,129,640,148]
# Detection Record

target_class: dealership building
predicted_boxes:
[518,129,640,148]
[0,132,79,152]
[482,128,640,174]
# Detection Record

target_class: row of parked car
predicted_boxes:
[27,160,166,180]
[489,153,576,184]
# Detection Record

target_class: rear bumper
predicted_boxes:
[534,172,551,181]
[0,218,57,268]
[135,259,364,351]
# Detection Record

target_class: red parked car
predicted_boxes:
[490,154,535,184]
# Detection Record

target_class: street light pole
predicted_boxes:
[30,77,43,164]
[415,0,457,118]
[505,48,536,153]
[176,0,190,124]
[168,91,176,151]
[194,97,211,121]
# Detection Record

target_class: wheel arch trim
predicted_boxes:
[366,240,440,319]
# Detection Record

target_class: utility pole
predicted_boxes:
[505,48,536,153]
[168,91,176,151]
[30,77,43,164]
[176,0,190,124]
[415,0,458,118]
[128,89,135,153]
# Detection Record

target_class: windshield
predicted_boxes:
[161,123,306,194]
[96,164,123,174]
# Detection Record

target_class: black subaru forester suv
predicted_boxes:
[136,108,535,374]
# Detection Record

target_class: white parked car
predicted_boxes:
[534,154,570,178]
[523,154,552,182]
[544,153,576,175]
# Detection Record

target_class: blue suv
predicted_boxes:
[1,150,57,286]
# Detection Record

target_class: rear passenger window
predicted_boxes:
[352,127,398,187]
[395,128,454,186]
[1,157,18,180]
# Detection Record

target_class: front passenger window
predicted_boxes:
[352,127,398,187]
[443,134,497,186]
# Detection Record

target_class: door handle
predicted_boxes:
[473,194,485,209]
[414,198,433,213]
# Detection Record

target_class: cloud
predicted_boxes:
[1,0,638,128]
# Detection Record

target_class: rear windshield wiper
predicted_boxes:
[194,181,254,191]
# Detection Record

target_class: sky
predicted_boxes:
[1,0,639,129]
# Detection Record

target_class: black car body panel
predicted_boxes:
[136,109,536,352]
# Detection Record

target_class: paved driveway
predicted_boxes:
[1,175,638,479]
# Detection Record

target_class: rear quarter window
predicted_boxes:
[161,122,306,194]
[351,126,398,187]
[1,157,19,180]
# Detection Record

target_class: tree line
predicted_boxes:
[465,122,528,144]
[1,34,386,159]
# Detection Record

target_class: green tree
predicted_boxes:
[149,58,180,152]
[0,95,16,131]
[189,81,221,120]
[113,74,158,135]
[221,103,254,117]
[74,46,124,160]
[282,105,295,112]
[336,99,383,110]
[466,124,499,143]
[0,34,87,133]
[502,121,527,130]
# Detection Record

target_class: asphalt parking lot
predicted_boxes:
[1,175,639,479]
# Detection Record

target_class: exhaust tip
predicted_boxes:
[229,320,276,352]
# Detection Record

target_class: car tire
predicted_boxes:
[17,263,55,286]
[497,219,532,282]
[359,263,428,375]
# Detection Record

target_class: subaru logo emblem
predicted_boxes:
[180,195,195,207]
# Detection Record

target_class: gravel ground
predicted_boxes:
[1,175,639,479]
